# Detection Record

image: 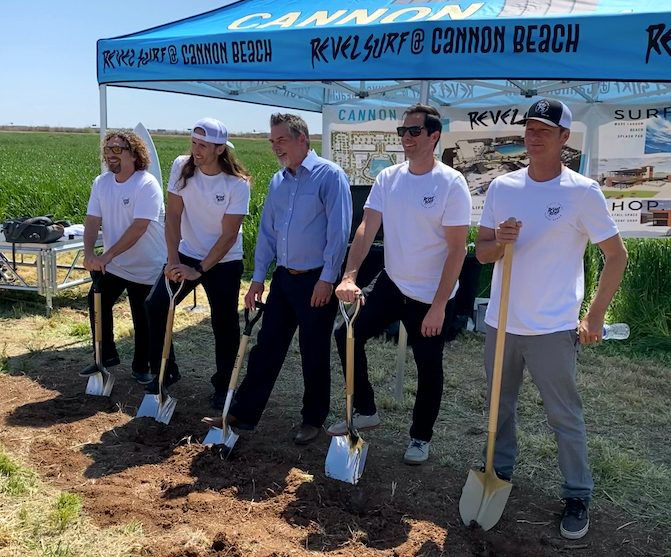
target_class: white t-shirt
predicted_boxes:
[479,167,619,335]
[365,161,472,305]
[87,170,167,285]
[167,155,250,263]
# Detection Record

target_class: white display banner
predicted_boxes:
[324,103,671,238]
[591,104,671,238]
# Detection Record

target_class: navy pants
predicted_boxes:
[231,267,338,428]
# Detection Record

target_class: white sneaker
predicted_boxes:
[404,438,430,465]
[326,412,380,436]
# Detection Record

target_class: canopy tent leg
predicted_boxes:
[99,84,107,173]
[420,80,430,105]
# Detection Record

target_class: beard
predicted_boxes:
[107,160,121,174]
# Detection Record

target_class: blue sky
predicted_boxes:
[0,0,321,133]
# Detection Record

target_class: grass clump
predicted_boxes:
[52,492,83,531]
[0,445,144,556]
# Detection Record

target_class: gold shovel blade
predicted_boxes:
[325,434,368,484]
[459,468,512,531]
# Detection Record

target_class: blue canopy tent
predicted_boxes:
[97,0,671,126]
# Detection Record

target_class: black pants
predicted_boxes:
[334,270,451,442]
[88,271,152,374]
[144,254,243,390]
[231,267,338,428]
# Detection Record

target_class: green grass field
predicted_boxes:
[1,131,670,358]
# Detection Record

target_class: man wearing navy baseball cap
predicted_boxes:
[475,99,628,539]
[144,117,251,408]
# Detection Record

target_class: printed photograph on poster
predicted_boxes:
[592,111,671,237]
[331,130,405,186]
[439,130,584,197]
[327,107,405,186]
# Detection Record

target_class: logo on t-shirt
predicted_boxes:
[421,193,436,209]
[545,202,563,220]
[122,197,130,207]
[214,193,226,205]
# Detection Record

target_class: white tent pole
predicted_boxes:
[99,84,108,173]
[420,80,430,104]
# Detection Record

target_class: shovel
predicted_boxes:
[203,301,266,451]
[459,226,516,531]
[136,275,184,424]
[79,271,115,397]
[325,297,369,485]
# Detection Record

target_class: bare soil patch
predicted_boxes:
[0,298,667,557]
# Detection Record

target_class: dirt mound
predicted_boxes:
[0,356,667,557]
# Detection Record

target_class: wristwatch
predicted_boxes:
[194,262,205,275]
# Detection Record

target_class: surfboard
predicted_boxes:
[133,122,163,186]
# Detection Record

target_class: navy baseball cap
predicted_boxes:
[523,99,572,128]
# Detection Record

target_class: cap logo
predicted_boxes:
[536,100,550,115]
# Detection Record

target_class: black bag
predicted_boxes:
[2,215,66,270]
[2,215,65,244]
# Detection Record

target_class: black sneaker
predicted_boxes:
[144,373,182,394]
[131,371,154,385]
[211,390,227,410]
[560,498,590,540]
[103,355,121,367]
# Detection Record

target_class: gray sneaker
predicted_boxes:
[326,412,380,436]
[404,438,430,465]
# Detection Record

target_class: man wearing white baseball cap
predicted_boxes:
[475,98,628,539]
[144,117,251,408]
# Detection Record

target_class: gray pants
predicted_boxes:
[484,325,593,499]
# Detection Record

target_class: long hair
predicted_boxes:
[176,146,251,191]
[101,130,151,171]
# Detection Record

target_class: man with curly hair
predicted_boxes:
[81,130,167,384]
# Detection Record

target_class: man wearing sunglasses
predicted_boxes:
[82,131,167,384]
[331,104,471,465]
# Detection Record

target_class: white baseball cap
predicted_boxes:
[191,117,235,148]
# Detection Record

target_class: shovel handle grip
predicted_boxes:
[91,270,103,292]
[243,301,265,336]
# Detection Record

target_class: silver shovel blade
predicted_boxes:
[203,426,239,451]
[85,369,114,397]
[136,393,177,424]
[325,435,369,484]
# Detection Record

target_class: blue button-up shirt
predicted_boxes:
[252,150,352,284]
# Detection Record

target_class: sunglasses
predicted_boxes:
[397,126,427,137]
[104,146,130,155]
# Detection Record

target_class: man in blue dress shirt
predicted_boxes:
[228,113,352,445]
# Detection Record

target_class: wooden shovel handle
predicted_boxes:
[485,237,514,473]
